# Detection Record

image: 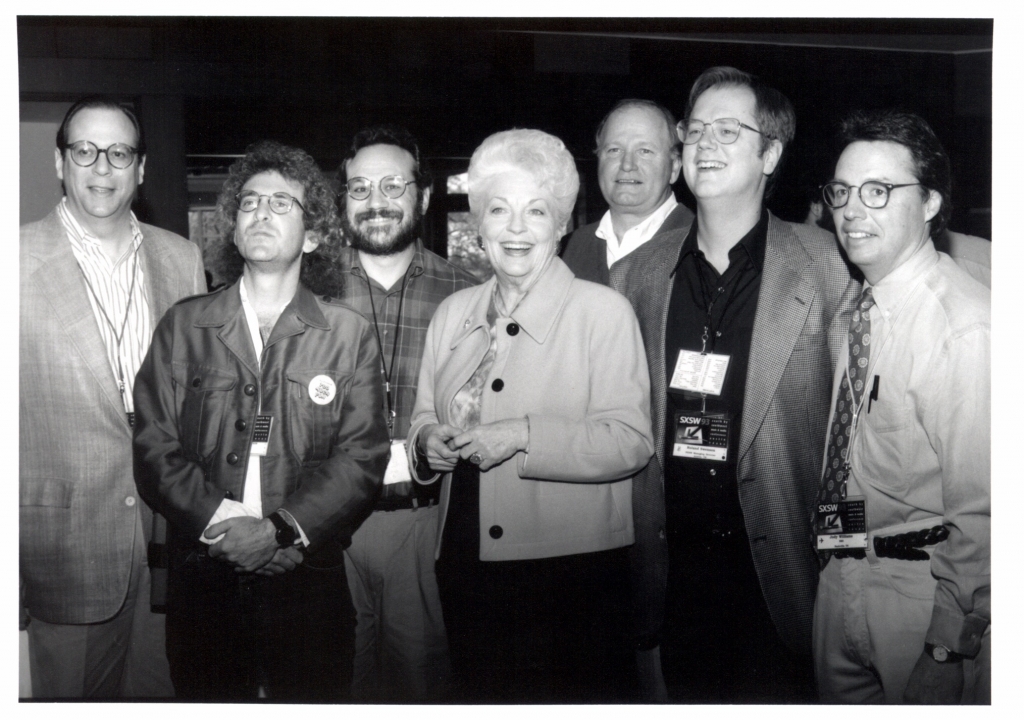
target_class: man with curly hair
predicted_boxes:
[132,140,390,700]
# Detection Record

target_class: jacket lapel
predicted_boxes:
[194,281,260,375]
[738,214,815,463]
[30,210,130,427]
[139,226,181,325]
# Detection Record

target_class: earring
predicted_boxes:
[476,235,484,250]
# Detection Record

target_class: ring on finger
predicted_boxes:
[469,452,483,465]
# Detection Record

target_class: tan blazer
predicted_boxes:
[409,257,654,562]
[20,207,205,624]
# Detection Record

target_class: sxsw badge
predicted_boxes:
[308,375,336,405]
[816,496,868,550]
[672,411,730,462]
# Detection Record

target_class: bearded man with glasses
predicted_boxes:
[132,140,390,700]
[330,125,476,702]
[614,67,858,702]
[20,96,205,698]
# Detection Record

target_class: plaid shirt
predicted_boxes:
[336,241,478,440]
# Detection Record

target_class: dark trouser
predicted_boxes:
[435,461,634,704]
[660,527,816,703]
[165,543,355,702]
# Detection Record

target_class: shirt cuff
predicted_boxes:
[200,498,261,544]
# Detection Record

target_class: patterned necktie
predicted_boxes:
[819,287,876,505]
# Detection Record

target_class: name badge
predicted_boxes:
[672,411,730,461]
[383,440,412,485]
[815,496,868,550]
[250,414,273,457]
[669,349,730,396]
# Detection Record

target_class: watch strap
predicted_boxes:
[925,642,966,663]
[268,511,297,548]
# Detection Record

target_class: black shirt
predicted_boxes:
[663,210,768,537]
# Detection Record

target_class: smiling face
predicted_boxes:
[477,168,562,292]
[682,84,780,209]
[832,140,940,285]
[233,171,318,276]
[597,105,681,220]
[342,143,429,256]
[55,107,145,230]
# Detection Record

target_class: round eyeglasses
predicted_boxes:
[677,118,765,146]
[236,191,306,215]
[821,181,923,210]
[64,141,139,169]
[344,176,415,201]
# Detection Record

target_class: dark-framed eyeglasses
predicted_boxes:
[64,141,139,169]
[677,118,766,145]
[821,181,923,210]
[343,176,415,201]
[236,191,306,215]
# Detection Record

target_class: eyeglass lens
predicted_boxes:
[823,182,890,209]
[238,192,298,214]
[680,119,743,145]
[347,176,411,200]
[67,141,137,169]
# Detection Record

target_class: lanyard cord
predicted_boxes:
[691,250,751,355]
[363,267,411,439]
[78,244,140,409]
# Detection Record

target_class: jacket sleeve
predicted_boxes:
[517,291,654,483]
[277,319,390,551]
[133,312,226,541]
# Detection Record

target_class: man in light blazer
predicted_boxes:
[20,96,205,698]
[614,67,858,702]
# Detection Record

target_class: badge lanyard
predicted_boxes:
[692,253,744,414]
[79,245,140,423]
[363,267,410,441]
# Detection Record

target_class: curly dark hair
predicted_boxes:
[837,110,952,239]
[212,140,344,296]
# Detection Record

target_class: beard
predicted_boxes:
[342,202,423,257]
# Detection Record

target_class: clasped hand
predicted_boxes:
[205,516,303,575]
[420,419,528,472]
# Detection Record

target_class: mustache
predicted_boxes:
[355,208,404,223]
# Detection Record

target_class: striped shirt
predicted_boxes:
[336,241,478,440]
[58,198,151,414]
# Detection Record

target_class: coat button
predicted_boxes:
[489,525,503,539]
[235,419,247,431]
[191,377,201,388]
[226,453,240,465]
[506,322,520,336]
[322,296,333,303]
[225,490,235,500]
[125,496,136,507]
[491,379,504,392]
[244,384,256,396]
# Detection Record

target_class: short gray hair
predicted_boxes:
[468,129,580,229]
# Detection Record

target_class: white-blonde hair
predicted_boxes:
[467,129,580,229]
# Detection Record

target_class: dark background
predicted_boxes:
[18,16,992,256]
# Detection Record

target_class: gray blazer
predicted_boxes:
[612,212,859,653]
[20,207,205,624]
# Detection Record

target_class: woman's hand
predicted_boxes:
[450,419,529,471]
[419,423,464,472]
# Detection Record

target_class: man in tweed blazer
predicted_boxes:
[614,68,858,702]
[20,97,205,698]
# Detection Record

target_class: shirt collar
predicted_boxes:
[865,239,939,319]
[58,197,143,252]
[674,207,768,275]
[595,193,678,244]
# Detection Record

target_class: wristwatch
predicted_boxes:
[924,643,966,663]
[268,511,298,548]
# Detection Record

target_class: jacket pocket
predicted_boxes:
[172,362,237,461]
[284,370,352,465]
[20,477,73,507]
